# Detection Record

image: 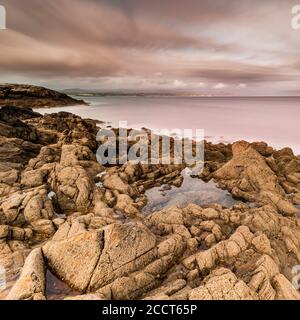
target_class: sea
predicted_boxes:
[36,96,300,155]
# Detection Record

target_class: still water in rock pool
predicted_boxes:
[46,270,80,300]
[143,169,238,214]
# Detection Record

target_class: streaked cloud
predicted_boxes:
[0,0,299,95]
[214,83,226,89]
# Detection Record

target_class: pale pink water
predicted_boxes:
[36,96,300,155]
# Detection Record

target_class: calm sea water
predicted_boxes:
[36,96,300,154]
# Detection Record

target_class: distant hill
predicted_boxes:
[0,84,88,108]
[62,88,210,97]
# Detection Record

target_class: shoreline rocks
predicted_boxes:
[0,96,300,300]
[0,84,87,108]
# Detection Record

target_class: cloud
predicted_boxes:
[187,59,300,85]
[0,0,298,95]
[172,80,187,88]
[213,83,226,89]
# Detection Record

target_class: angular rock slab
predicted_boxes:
[88,222,157,292]
[43,231,104,292]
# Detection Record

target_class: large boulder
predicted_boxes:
[42,231,104,292]
[213,141,298,216]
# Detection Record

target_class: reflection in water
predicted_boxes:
[46,270,79,300]
[143,169,237,214]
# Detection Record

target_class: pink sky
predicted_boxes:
[0,0,299,95]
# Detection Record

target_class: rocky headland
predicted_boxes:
[0,84,87,109]
[1,95,300,300]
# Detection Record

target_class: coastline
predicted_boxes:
[1,101,300,300]
[0,84,88,109]
[2,0,300,304]
[34,97,300,156]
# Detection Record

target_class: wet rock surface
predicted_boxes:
[1,102,300,300]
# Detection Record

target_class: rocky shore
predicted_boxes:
[1,101,300,300]
[0,84,87,108]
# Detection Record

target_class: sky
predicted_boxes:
[0,0,299,95]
